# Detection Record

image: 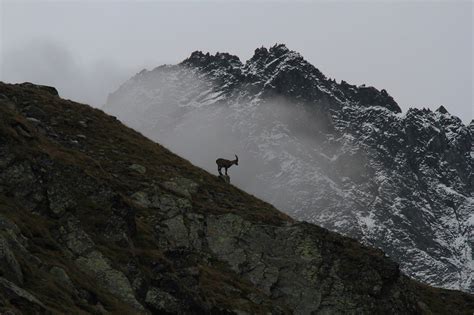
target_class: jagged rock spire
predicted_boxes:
[436,105,449,114]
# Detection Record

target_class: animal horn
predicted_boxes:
[235,154,238,161]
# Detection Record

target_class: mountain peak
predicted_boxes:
[181,50,241,68]
[436,105,449,114]
[249,43,301,63]
[122,45,403,115]
[269,43,290,56]
[252,46,269,59]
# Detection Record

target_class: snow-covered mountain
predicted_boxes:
[105,44,474,292]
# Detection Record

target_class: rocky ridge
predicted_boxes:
[0,82,473,313]
[105,44,473,292]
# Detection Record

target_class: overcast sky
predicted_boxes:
[0,0,472,122]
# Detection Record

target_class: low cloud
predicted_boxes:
[1,39,133,107]
[104,71,337,215]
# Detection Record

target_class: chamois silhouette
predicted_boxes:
[216,155,238,176]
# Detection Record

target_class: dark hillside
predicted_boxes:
[0,82,472,314]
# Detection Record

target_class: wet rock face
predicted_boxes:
[0,82,473,313]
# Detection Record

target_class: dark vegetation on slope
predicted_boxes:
[0,82,472,314]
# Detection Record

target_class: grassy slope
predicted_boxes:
[0,82,473,314]
[0,82,292,313]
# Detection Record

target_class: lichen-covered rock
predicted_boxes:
[58,216,95,256]
[49,266,75,291]
[162,177,198,199]
[205,214,417,313]
[206,214,251,271]
[131,188,192,218]
[186,212,205,250]
[131,191,151,208]
[58,215,144,311]
[47,182,77,216]
[129,163,146,174]
[159,215,190,249]
[75,250,144,311]
[159,194,192,215]
[145,287,179,312]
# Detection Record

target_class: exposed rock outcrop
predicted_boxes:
[218,174,231,184]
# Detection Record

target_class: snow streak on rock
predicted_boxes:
[105,44,473,292]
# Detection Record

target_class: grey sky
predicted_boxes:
[1,1,472,122]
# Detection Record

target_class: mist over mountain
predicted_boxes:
[4,82,474,313]
[1,40,133,107]
[105,44,474,293]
